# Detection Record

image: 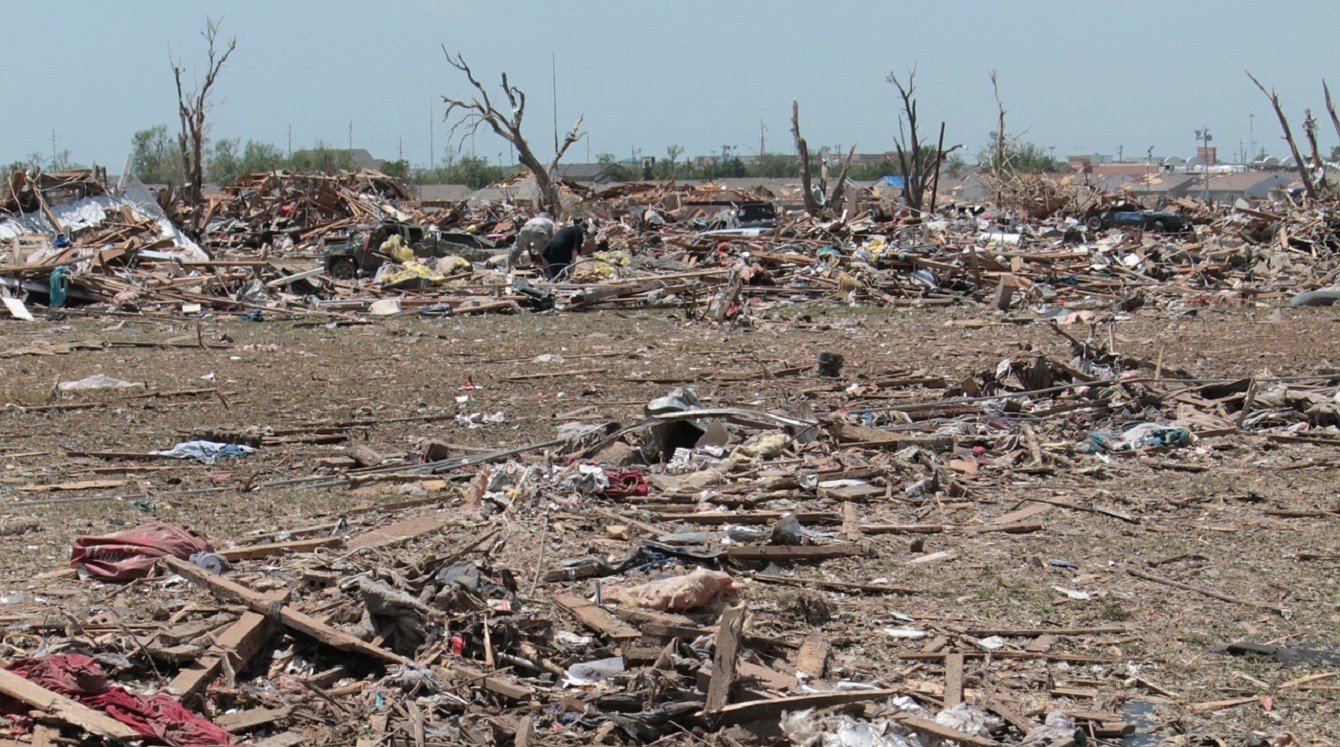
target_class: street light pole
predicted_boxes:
[1195,127,1212,203]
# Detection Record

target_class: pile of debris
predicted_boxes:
[3,166,1338,323]
[1,315,1334,744]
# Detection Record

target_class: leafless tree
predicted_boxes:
[790,100,856,218]
[1246,70,1315,199]
[1324,81,1340,144]
[441,48,583,217]
[887,68,944,213]
[1302,110,1327,188]
[171,18,236,205]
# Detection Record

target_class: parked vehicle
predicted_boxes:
[1082,203,1191,233]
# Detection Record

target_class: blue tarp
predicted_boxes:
[881,175,905,187]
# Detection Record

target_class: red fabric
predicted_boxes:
[603,468,649,498]
[1,654,232,746]
[71,522,214,582]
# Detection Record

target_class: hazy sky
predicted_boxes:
[5,1,1338,168]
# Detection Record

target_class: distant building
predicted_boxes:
[1190,171,1291,203]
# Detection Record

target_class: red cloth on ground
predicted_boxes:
[603,468,649,498]
[70,521,213,581]
[1,654,232,746]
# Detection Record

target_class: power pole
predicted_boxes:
[429,101,435,169]
[287,124,293,157]
[348,121,353,152]
[398,136,403,162]
[1195,127,1212,202]
[50,130,56,167]
[551,52,559,156]
[759,120,767,155]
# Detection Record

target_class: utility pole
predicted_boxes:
[759,120,767,155]
[1195,127,1212,202]
[1248,113,1255,162]
[551,52,559,156]
[429,101,435,169]
[1118,144,1123,163]
[50,130,57,167]
[348,121,353,153]
[287,124,293,157]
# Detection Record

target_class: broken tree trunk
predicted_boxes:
[791,100,823,217]
[1247,70,1316,199]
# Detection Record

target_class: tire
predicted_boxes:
[327,257,358,280]
[1085,216,1103,231]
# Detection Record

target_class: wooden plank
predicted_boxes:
[859,523,951,535]
[553,592,641,642]
[30,725,58,747]
[653,511,841,526]
[900,651,1116,664]
[706,689,900,726]
[160,556,405,664]
[345,514,448,551]
[894,713,998,747]
[0,668,141,740]
[944,653,965,708]
[990,502,1051,526]
[704,605,746,713]
[753,572,919,595]
[167,611,274,700]
[253,732,307,747]
[794,633,831,679]
[957,625,1126,637]
[1025,634,1058,654]
[217,536,343,561]
[215,705,292,733]
[725,544,861,561]
[435,662,533,702]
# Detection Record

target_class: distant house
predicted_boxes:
[1191,171,1292,203]
[414,184,474,205]
[1120,172,1195,202]
[552,163,607,182]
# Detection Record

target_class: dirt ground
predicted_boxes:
[1,302,1337,743]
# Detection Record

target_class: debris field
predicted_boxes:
[0,167,1337,746]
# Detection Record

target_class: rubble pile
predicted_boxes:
[3,168,1338,322]
[0,324,1334,744]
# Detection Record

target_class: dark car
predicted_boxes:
[324,220,495,279]
[706,201,778,230]
[1083,204,1191,233]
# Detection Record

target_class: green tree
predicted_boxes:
[130,125,181,185]
[206,138,241,183]
[413,155,505,189]
[286,142,356,173]
[978,133,1059,174]
[596,153,633,181]
[1330,144,1339,162]
[380,159,410,179]
[745,153,805,178]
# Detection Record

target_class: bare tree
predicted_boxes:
[791,100,823,217]
[441,48,583,216]
[790,101,857,218]
[1324,81,1340,144]
[1302,110,1327,188]
[1246,70,1315,200]
[887,68,943,213]
[171,18,236,205]
[990,70,1008,175]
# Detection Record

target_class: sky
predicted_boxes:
[4,1,1338,169]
